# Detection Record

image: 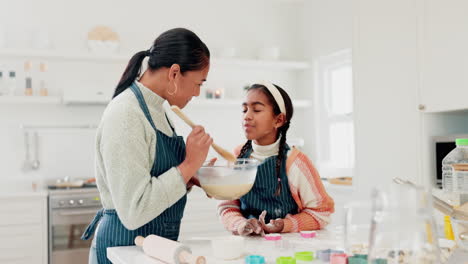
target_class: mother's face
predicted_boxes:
[168,64,209,108]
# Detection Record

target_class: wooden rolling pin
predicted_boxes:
[171,105,237,163]
[135,235,206,264]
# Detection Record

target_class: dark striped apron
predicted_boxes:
[239,145,298,223]
[81,82,187,264]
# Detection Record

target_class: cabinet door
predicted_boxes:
[0,225,44,263]
[0,196,48,264]
[353,0,422,190]
[420,0,468,112]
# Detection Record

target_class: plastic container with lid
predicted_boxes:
[347,254,367,264]
[330,253,347,264]
[294,251,314,264]
[276,256,295,264]
[316,249,344,262]
[245,255,265,264]
[299,231,316,238]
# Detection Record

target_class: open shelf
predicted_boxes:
[0,49,310,70]
[0,96,62,104]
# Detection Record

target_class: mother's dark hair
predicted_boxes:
[113,28,210,98]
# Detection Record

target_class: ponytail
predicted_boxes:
[237,140,253,159]
[112,28,210,99]
[274,123,290,196]
[113,50,147,98]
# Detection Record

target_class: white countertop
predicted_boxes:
[0,189,48,198]
[107,231,342,264]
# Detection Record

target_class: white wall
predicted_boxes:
[299,0,353,226]
[301,0,353,163]
[0,0,308,185]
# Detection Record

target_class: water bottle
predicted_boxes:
[442,138,468,193]
[0,71,5,95]
[7,71,17,96]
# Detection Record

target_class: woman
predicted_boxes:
[81,28,212,264]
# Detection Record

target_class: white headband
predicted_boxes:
[256,81,286,115]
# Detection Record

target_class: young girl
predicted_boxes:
[218,81,334,235]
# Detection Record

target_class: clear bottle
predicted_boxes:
[442,139,468,193]
[7,71,17,96]
[24,61,33,96]
[0,71,5,95]
[38,62,48,96]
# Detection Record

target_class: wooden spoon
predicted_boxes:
[171,105,237,163]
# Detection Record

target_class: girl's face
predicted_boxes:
[242,89,285,145]
[168,64,209,108]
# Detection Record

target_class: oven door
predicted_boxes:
[50,207,100,264]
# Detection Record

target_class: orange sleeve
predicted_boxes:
[281,148,335,232]
[217,200,246,232]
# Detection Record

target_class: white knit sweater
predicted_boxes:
[95,81,187,230]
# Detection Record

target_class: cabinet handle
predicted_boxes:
[58,209,99,216]
[418,104,426,111]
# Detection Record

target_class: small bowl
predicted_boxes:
[211,236,245,260]
[197,158,260,200]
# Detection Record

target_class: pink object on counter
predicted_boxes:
[330,253,347,264]
[300,231,317,238]
[264,233,282,241]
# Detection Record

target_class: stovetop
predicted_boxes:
[47,183,97,190]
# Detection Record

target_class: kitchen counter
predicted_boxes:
[108,231,343,264]
[0,189,48,198]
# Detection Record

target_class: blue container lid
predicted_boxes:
[245,255,266,264]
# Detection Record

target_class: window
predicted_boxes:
[315,49,354,178]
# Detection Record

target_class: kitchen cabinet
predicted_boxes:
[0,193,48,264]
[418,0,468,113]
[353,0,422,192]
[353,0,468,193]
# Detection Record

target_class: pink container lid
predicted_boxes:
[264,233,282,241]
[300,231,317,238]
[330,253,347,264]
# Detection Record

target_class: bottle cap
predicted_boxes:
[455,139,468,146]
[24,61,32,71]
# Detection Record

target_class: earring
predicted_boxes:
[168,82,178,96]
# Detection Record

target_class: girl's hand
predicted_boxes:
[234,218,263,236]
[178,126,212,183]
[259,210,284,234]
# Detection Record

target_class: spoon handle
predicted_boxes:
[170,105,237,163]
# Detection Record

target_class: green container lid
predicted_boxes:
[348,256,367,264]
[456,139,468,146]
[354,254,368,259]
[294,251,314,261]
[276,256,296,264]
[372,258,388,264]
